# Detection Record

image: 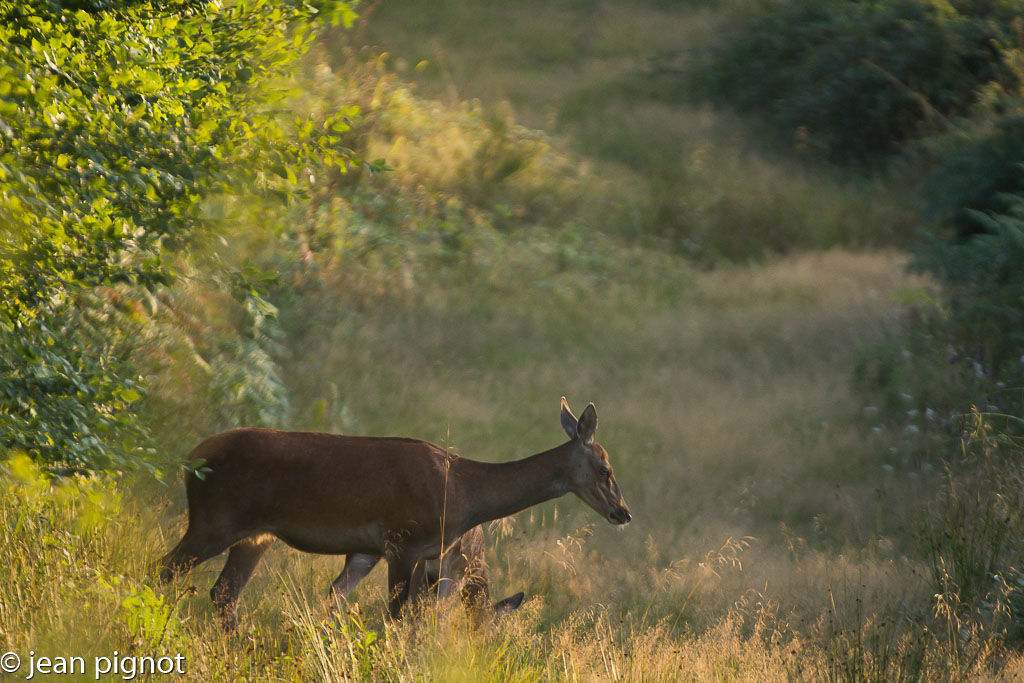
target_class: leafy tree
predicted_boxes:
[696,0,1017,164]
[922,116,1024,242]
[913,204,1024,380]
[0,0,356,471]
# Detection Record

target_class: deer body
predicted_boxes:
[178,431,458,558]
[159,398,629,628]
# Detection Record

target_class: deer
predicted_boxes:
[333,526,526,619]
[158,397,630,629]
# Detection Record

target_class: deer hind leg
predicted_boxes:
[159,526,236,584]
[329,554,381,612]
[210,535,273,632]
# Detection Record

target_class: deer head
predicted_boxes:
[560,397,631,525]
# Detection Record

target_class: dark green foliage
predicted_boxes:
[853,207,1024,432]
[922,117,1024,238]
[852,301,980,420]
[0,0,355,470]
[912,205,1024,381]
[696,0,1016,164]
[0,294,148,473]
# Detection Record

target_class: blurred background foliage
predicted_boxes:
[0,0,357,470]
[690,0,1021,164]
[0,0,1024,671]
[2,0,1024,678]
[0,0,1021,479]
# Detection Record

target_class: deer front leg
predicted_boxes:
[386,554,415,620]
[434,552,459,601]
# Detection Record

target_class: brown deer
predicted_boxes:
[159,397,630,628]
[333,526,525,618]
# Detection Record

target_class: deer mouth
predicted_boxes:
[609,507,632,525]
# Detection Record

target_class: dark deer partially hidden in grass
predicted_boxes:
[159,397,630,629]
[333,526,525,620]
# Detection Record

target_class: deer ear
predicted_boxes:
[576,403,597,444]
[494,591,525,616]
[560,396,578,440]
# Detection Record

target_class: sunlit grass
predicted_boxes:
[1,1,1019,678]
[353,0,918,259]
[5,380,1024,681]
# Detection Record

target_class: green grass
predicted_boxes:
[2,2,1021,680]
[280,248,936,599]
[349,0,919,259]
[3,249,1020,680]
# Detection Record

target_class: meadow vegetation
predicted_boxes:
[3,0,1024,680]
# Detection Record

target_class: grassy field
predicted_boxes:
[3,1,1022,681]
[349,0,918,260]
[7,246,1011,680]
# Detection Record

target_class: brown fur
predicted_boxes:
[159,398,628,629]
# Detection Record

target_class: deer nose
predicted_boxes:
[612,506,631,525]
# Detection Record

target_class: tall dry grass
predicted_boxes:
[5,248,1024,679]
[1,2,1019,679]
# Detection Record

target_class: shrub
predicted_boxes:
[0,0,355,470]
[253,54,615,326]
[922,116,1024,239]
[695,0,1017,164]
[854,207,1024,439]
[913,204,1024,380]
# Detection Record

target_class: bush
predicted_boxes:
[253,54,615,323]
[922,116,1024,239]
[855,200,1024,446]
[0,0,355,471]
[912,204,1024,382]
[695,0,1017,164]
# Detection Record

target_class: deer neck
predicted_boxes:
[452,442,574,533]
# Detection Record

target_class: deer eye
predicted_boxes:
[599,467,611,478]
